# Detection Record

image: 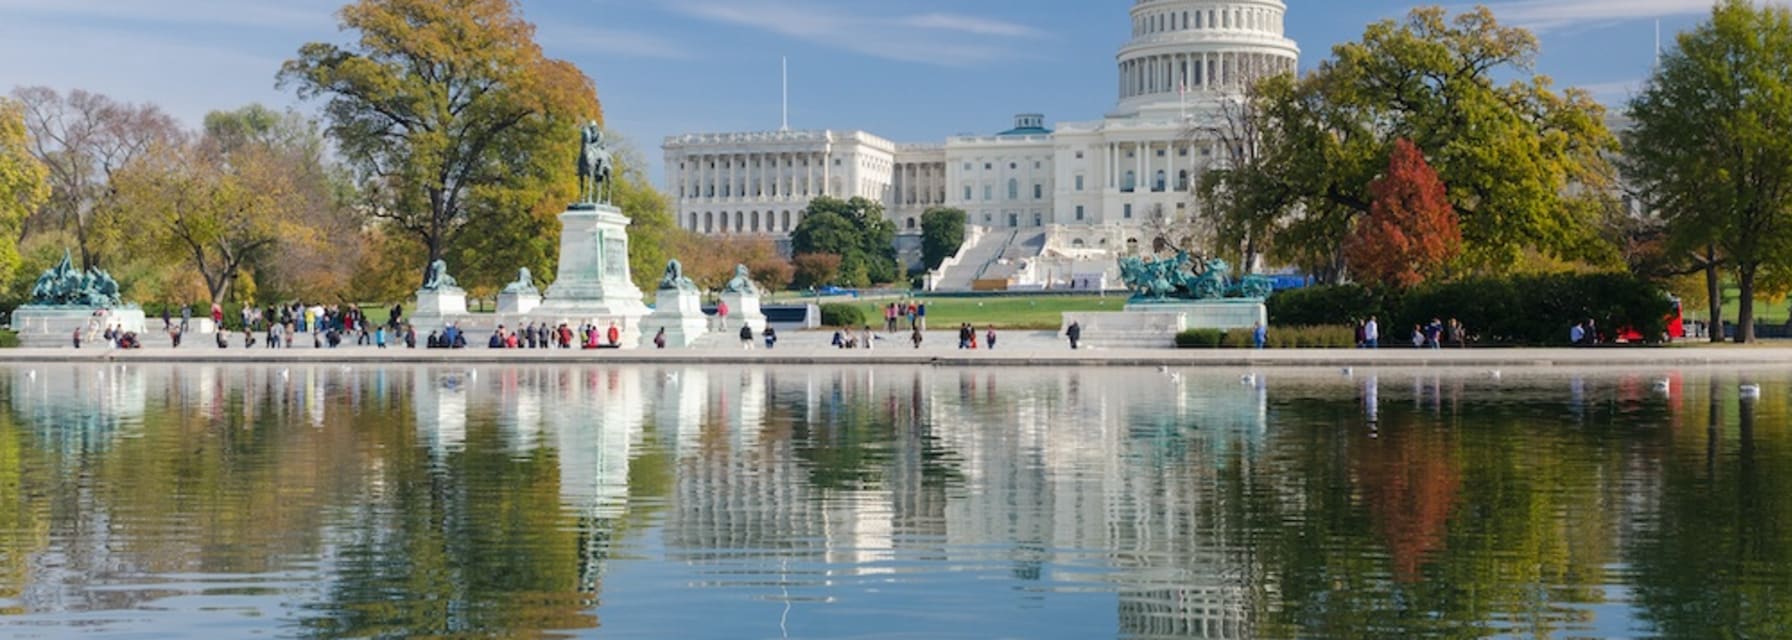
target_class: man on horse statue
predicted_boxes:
[577,121,614,206]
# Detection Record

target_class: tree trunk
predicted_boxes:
[1704,247,1723,344]
[1736,265,1757,343]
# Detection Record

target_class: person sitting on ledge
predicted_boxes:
[427,330,440,349]
[488,329,505,349]
[216,330,228,349]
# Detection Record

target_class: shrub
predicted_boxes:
[1268,284,1390,326]
[820,302,867,328]
[0,329,17,349]
[1266,325,1357,348]
[1397,273,1670,345]
[1175,329,1225,348]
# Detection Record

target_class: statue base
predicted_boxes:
[718,291,767,333]
[1061,299,1266,350]
[639,289,708,348]
[10,306,148,348]
[533,204,648,347]
[409,288,469,332]
[497,291,540,315]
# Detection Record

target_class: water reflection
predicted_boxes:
[1,364,1790,638]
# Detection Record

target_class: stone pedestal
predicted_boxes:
[718,291,767,333]
[497,290,540,315]
[410,288,469,332]
[1061,299,1267,350]
[533,204,649,347]
[639,289,708,348]
[10,306,148,348]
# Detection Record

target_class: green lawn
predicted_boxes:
[1691,287,1792,325]
[835,296,1124,330]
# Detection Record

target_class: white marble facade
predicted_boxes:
[663,0,1300,251]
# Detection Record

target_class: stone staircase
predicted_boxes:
[932,230,1016,291]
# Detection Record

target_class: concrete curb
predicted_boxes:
[2,347,1787,369]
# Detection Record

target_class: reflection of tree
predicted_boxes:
[1628,386,1792,638]
[0,410,50,615]
[1240,393,1632,638]
[1355,419,1461,582]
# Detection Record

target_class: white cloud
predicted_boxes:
[667,1,1045,66]
[1488,0,1788,31]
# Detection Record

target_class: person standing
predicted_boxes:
[654,327,668,349]
[911,326,924,349]
[916,302,927,331]
[71,328,81,349]
[180,304,191,332]
[764,325,778,349]
[211,303,223,331]
[161,307,171,331]
[717,300,730,331]
[862,325,874,351]
[740,323,755,350]
[1066,321,1082,350]
[1363,315,1379,349]
[985,326,997,351]
[1252,322,1268,350]
[607,322,621,347]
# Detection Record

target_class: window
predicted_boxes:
[782,211,791,231]
[1154,170,1166,192]
[1008,179,1019,200]
[1075,205,1085,221]
[984,185,993,201]
[1033,184,1043,199]
[1075,151,1084,159]
[834,158,841,166]
[1034,161,1042,169]
[985,163,993,170]
[964,162,972,171]
[1123,170,1136,192]
[907,217,916,229]
[1124,204,1133,219]
[1010,163,1017,170]
[964,185,973,201]
[1074,175,1085,191]
[1177,170,1189,191]
[1179,147,1189,157]
[751,211,760,232]
[1033,212,1042,227]
[1156,149,1165,157]
[704,212,714,233]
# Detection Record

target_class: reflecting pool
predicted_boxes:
[0,363,1789,638]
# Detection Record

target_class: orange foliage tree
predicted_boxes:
[1344,139,1461,289]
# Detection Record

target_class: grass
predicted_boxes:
[832,296,1123,330]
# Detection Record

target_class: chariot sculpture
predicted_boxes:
[1118,251,1273,301]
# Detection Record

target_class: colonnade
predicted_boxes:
[892,162,947,210]
[1103,141,1207,194]
[1118,51,1295,98]
[1133,3,1285,37]
[673,151,831,204]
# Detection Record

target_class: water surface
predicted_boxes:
[0,363,1788,638]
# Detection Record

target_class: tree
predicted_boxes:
[606,135,678,295]
[1623,0,1792,343]
[792,253,843,290]
[789,196,898,287]
[0,98,50,295]
[11,87,178,270]
[1240,7,1616,277]
[1344,139,1462,290]
[280,0,600,289]
[919,207,966,271]
[1195,84,1293,273]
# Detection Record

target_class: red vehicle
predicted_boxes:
[1618,296,1685,343]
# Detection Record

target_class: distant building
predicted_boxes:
[665,0,1300,289]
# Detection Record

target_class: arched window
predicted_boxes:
[1123,170,1136,192]
[704,212,714,233]
[906,217,917,229]
[751,211,760,232]
[1154,170,1167,192]
[734,211,744,232]
[781,211,791,231]
[1177,170,1190,191]
[1007,178,1019,200]
[1072,238,1086,248]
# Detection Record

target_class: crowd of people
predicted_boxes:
[1348,315,1471,349]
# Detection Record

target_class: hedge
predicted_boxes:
[1176,325,1355,349]
[0,329,17,349]
[820,303,868,328]
[1268,273,1672,346]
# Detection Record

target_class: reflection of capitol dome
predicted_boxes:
[1116,0,1300,116]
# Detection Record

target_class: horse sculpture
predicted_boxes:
[1117,252,1271,301]
[577,122,614,206]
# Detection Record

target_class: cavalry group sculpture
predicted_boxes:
[29,250,123,307]
[1118,251,1273,301]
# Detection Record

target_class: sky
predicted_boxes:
[0,0,1739,185]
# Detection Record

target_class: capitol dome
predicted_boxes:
[1115,0,1300,116]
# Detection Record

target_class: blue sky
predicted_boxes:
[0,0,1736,184]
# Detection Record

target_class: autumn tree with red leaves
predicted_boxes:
[1345,139,1462,289]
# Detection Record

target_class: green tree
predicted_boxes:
[280,0,600,289]
[11,87,178,270]
[607,136,677,295]
[789,196,898,287]
[1623,0,1792,343]
[0,98,50,294]
[919,207,967,271]
[1229,7,1616,278]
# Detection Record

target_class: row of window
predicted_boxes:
[688,210,797,234]
[962,160,1047,172]
[1134,6,1280,37]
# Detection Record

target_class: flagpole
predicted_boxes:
[781,56,790,131]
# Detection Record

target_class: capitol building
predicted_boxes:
[663,0,1299,290]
